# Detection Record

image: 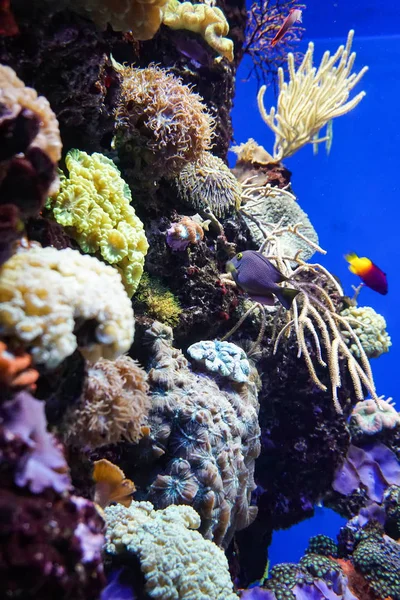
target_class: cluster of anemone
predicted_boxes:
[114,64,215,182]
[62,355,150,449]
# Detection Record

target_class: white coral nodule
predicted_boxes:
[187,339,250,383]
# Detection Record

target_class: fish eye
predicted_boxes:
[236,252,243,260]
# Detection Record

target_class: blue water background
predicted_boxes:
[231,0,400,566]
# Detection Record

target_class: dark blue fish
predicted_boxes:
[226,250,299,309]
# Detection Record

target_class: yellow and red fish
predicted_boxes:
[271,8,303,47]
[344,253,388,295]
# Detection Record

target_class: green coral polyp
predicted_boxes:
[49,149,148,297]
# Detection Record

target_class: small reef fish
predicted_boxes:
[226,250,300,309]
[344,253,388,295]
[271,8,303,47]
[92,458,136,509]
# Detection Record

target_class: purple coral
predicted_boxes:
[333,443,400,503]
[1,390,70,494]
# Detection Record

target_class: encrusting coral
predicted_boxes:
[120,321,260,547]
[62,355,150,449]
[134,272,182,326]
[0,246,134,368]
[0,64,62,220]
[48,149,148,297]
[162,0,234,61]
[104,501,238,599]
[114,64,215,183]
[174,150,242,218]
[257,30,368,161]
[340,305,391,359]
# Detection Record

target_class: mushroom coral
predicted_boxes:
[0,246,134,368]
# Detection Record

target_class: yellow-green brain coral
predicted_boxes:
[49,149,148,297]
[0,246,134,368]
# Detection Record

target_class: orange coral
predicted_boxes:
[62,355,150,449]
[93,458,135,508]
[334,558,377,600]
[0,342,39,391]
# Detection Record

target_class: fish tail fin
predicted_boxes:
[276,287,300,310]
[344,252,358,264]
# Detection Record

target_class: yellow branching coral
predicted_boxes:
[0,247,134,368]
[174,151,242,217]
[105,501,238,599]
[114,64,215,181]
[135,273,182,327]
[49,150,148,297]
[257,30,368,161]
[340,305,392,359]
[62,356,150,449]
[162,0,234,61]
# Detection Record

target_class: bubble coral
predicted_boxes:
[340,305,391,359]
[124,321,260,547]
[0,64,62,215]
[162,0,234,61]
[166,216,204,251]
[104,501,238,599]
[187,339,251,383]
[350,397,400,435]
[49,149,148,297]
[0,246,134,368]
[174,151,242,218]
[62,355,150,449]
[114,64,215,182]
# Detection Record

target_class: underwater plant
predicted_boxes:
[257,30,368,160]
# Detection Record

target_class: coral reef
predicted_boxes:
[117,322,260,547]
[0,246,134,367]
[62,356,150,449]
[105,500,238,599]
[340,304,391,359]
[48,149,148,296]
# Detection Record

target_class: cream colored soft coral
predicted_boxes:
[0,247,134,368]
[105,501,238,599]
